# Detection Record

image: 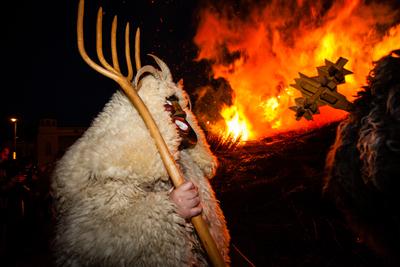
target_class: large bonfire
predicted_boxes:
[192,0,400,141]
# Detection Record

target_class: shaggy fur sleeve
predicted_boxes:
[54,181,192,267]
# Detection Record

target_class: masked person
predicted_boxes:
[51,56,231,266]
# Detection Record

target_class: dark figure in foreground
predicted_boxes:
[324,49,400,266]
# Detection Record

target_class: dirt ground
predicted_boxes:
[211,122,387,267]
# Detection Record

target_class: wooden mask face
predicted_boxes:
[164,95,198,150]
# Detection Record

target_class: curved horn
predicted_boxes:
[148,54,172,82]
[134,65,162,90]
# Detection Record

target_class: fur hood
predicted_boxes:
[54,56,218,194]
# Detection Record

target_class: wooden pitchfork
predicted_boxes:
[76,0,226,266]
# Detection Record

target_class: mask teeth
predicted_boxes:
[175,119,189,131]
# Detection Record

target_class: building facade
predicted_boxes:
[37,119,86,166]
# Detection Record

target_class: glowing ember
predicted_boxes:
[194,0,400,141]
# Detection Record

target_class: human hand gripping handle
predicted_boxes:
[169,181,202,219]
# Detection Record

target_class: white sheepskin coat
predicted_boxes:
[51,61,231,266]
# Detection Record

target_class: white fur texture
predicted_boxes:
[52,60,231,266]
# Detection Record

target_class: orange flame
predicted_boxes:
[221,103,253,141]
[194,0,400,141]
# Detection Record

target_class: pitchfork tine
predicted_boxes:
[77,0,119,81]
[96,7,118,75]
[111,16,120,72]
[135,28,141,71]
[125,23,133,81]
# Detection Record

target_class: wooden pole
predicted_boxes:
[119,80,227,267]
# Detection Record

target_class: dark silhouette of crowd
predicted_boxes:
[0,146,54,267]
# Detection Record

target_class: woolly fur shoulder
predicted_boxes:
[176,88,218,179]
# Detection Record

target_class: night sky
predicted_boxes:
[1,0,208,144]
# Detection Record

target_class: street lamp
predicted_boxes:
[10,117,17,160]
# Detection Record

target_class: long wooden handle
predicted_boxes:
[119,80,227,267]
